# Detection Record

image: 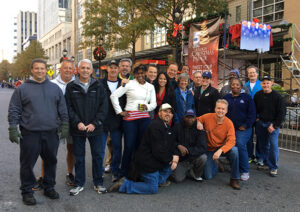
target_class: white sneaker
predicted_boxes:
[270,169,278,177]
[240,172,250,181]
[70,186,84,196]
[104,165,111,173]
[189,169,203,181]
[94,185,107,194]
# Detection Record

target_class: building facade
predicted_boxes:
[15,11,38,54]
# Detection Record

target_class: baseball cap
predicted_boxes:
[202,71,212,79]
[229,68,240,78]
[262,75,271,81]
[184,109,196,117]
[159,103,174,113]
[108,60,118,66]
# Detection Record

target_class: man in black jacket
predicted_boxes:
[254,76,286,177]
[171,109,207,182]
[194,71,220,116]
[8,58,69,205]
[108,103,179,194]
[100,60,126,182]
[65,59,108,196]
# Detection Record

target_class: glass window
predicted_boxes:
[275,2,284,11]
[253,0,262,9]
[236,6,241,22]
[275,11,284,20]
[275,0,283,2]
[264,5,274,14]
[253,9,262,17]
[264,0,274,6]
[264,14,274,22]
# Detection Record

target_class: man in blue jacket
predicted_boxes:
[8,59,69,205]
[245,66,262,163]
[66,59,108,196]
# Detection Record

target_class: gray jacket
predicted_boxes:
[8,78,68,131]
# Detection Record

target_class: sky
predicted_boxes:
[0,0,38,63]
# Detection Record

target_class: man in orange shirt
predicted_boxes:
[197,99,240,190]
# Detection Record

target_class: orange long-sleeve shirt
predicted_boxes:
[197,113,236,153]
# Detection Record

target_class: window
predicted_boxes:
[153,26,167,48]
[252,0,284,23]
[236,6,241,23]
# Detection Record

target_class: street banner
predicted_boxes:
[240,20,271,52]
[188,17,222,87]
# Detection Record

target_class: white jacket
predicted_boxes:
[51,74,75,95]
[110,79,157,114]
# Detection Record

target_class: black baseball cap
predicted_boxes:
[108,60,118,66]
[262,75,271,81]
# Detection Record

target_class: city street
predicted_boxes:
[1,88,300,212]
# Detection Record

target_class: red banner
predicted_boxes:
[188,17,222,87]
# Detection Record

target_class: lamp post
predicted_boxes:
[98,38,104,77]
[60,49,68,63]
[172,7,183,68]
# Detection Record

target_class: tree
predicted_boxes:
[13,41,47,78]
[81,0,156,63]
[0,60,13,82]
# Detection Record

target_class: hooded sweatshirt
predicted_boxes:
[8,78,68,131]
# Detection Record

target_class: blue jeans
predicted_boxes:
[101,130,122,176]
[119,166,172,194]
[255,120,279,170]
[121,118,151,177]
[203,147,240,180]
[72,135,106,187]
[236,128,252,173]
[246,127,255,158]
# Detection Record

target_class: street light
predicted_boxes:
[93,37,106,78]
[172,7,183,67]
[60,49,68,63]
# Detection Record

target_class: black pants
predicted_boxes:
[19,128,59,195]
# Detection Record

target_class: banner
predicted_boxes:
[240,21,271,52]
[188,17,222,87]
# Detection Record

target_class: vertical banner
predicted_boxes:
[188,17,222,87]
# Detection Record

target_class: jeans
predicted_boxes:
[101,130,122,176]
[255,120,279,170]
[236,128,252,173]
[73,135,105,187]
[19,128,59,195]
[246,127,255,158]
[119,166,172,194]
[203,147,240,180]
[121,118,151,177]
[171,154,207,183]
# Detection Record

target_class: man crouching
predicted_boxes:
[108,103,179,194]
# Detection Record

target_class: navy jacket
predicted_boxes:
[224,93,256,129]
[174,87,194,123]
[194,85,220,116]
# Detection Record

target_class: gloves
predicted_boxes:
[59,122,69,140]
[8,126,22,144]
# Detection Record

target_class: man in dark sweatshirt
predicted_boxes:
[8,58,69,205]
[254,76,286,177]
[171,109,207,182]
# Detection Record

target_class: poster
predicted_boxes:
[188,17,222,87]
[240,20,271,52]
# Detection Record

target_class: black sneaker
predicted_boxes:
[22,193,36,205]
[44,189,60,199]
[66,173,75,186]
[32,177,43,191]
[108,177,125,192]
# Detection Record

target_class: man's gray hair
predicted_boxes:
[178,73,190,81]
[193,71,202,77]
[247,65,258,73]
[61,59,74,67]
[216,99,229,107]
[78,59,93,70]
[120,58,132,66]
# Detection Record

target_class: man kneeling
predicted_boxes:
[197,99,240,190]
[108,104,179,194]
[171,109,207,182]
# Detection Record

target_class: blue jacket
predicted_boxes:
[174,87,194,123]
[245,80,262,99]
[224,93,256,129]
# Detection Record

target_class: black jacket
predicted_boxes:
[173,120,207,161]
[194,85,220,116]
[134,118,179,173]
[65,78,108,136]
[154,87,176,115]
[100,77,126,132]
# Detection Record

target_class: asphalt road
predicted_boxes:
[1,88,300,212]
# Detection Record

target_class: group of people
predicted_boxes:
[7,57,286,206]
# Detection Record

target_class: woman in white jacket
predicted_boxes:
[110,64,157,177]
